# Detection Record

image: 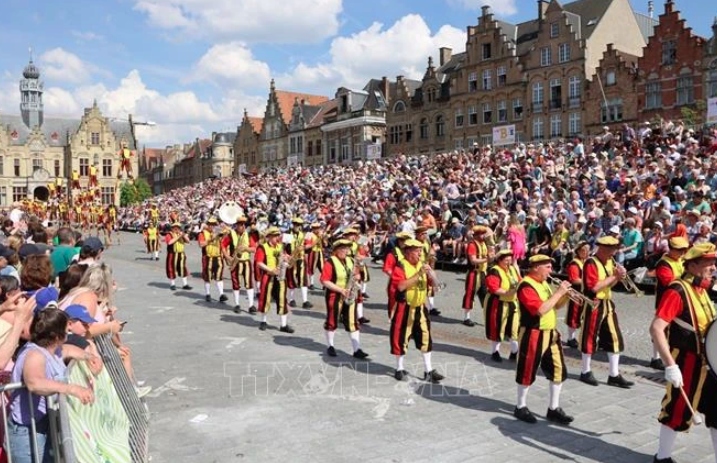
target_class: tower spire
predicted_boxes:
[20,52,44,129]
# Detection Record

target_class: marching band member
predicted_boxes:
[579,236,633,388]
[287,218,312,309]
[89,163,98,188]
[222,216,257,314]
[462,225,490,327]
[320,239,368,359]
[166,222,191,291]
[198,217,227,303]
[484,249,522,362]
[383,231,412,319]
[118,142,134,179]
[416,226,441,316]
[343,228,370,324]
[649,237,688,370]
[305,223,325,290]
[514,254,574,425]
[71,169,81,190]
[650,242,717,463]
[147,203,160,227]
[564,241,590,349]
[143,223,160,261]
[390,239,444,383]
[255,227,294,333]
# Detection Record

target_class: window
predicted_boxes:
[420,118,429,139]
[393,101,406,113]
[569,112,581,135]
[708,66,717,98]
[532,117,544,140]
[341,141,350,162]
[550,114,562,138]
[352,143,362,161]
[0,157,3,176]
[307,141,313,157]
[329,143,337,162]
[316,140,322,157]
[482,43,492,60]
[482,103,492,124]
[646,81,662,109]
[550,22,559,38]
[540,47,552,66]
[676,76,694,105]
[558,43,570,63]
[79,157,89,176]
[662,40,677,65]
[454,139,464,149]
[497,66,506,87]
[32,158,42,172]
[101,187,115,205]
[102,159,112,177]
[482,70,492,90]
[405,124,413,143]
[455,108,464,128]
[532,82,544,112]
[13,159,20,177]
[513,99,523,120]
[426,88,437,103]
[497,100,507,123]
[606,70,616,86]
[435,116,445,137]
[469,72,478,92]
[389,127,398,145]
[601,98,624,123]
[12,187,27,203]
[468,106,478,125]
[0,187,5,206]
[91,132,100,145]
[290,137,296,154]
[568,76,581,108]
[549,78,562,110]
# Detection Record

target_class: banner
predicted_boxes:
[708,97,717,124]
[366,143,382,160]
[492,125,516,146]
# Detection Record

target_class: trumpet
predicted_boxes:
[619,268,644,297]
[426,255,447,292]
[547,276,599,310]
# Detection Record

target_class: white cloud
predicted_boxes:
[133,0,343,43]
[39,48,102,85]
[446,0,518,16]
[71,30,104,41]
[188,42,271,89]
[279,14,466,92]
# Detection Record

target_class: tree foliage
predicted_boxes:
[119,178,153,206]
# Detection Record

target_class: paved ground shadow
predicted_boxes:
[431,341,517,372]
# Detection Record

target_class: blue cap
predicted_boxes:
[28,286,59,314]
[64,304,97,324]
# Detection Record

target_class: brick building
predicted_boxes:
[287,97,337,167]
[234,110,263,174]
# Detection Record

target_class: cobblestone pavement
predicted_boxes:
[106,233,715,463]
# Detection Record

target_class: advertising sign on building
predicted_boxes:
[708,97,717,125]
[366,143,382,160]
[492,125,516,146]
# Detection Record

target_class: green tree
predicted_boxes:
[119,178,153,206]
[680,100,707,129]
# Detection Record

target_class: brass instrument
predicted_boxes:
[277,252,290,281]
[426,255,447,292]
[547,276,599,310]
[620,268,644,297]
[227,235,250,270]
[345,258,362,305]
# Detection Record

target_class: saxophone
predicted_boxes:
[345,258,362,305]
[228,232,248,270]
[277,252,289,281]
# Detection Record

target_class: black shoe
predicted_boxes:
[509,352,517,362]
[362,292,370,299]
[607,374,634,389]
[155,257,160,261]
[259,322,267,331]
[279,325,295,334]
[358,317,370,325]
[650,358,666,371]
[248,306,257,314]
[653,455,675,463]
[170,285,176,291]
[463,319,476,327]
[546,407,574,425]
[429,308,441,316]
[289,300,297,308]
[566,339,579,349]
[514,406,537,424]
[182,285,192,290]
[394,370,408,381]
[302,301,313,309]
[327,346,337,357]
[579,371,599,386]
[353,349,369,359]
[423,369,445,383]
[491,352,503,363]
[219,295,228,303]
[205,295,212,302]
[233,305,241,314]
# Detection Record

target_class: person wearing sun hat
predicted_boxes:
[143,220,160,261]
[389,238,444,384]
[513,254,573,425]
[305,222,326,291]
[564,241,590,349]
[198,216,227,303]
[578,235,633,389]
[415,226,440,317]
[319,239,368,359]
[165,222,192,291]
[286,217,312,310]
[649,236,689,370]
[254,226,294,333]
[461,225,490,327]
[383,231,413,318]
[343,227,370,324]
[650,242,717,463]
[222,215,257,314]
[484,249,522,362]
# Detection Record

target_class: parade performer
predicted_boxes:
[254,227,294,333]
[143,223,160,261]
[166,222,191,291]
[198,218,227,303]
[650,243,717,463]
[389,239,444,383]
[117,143,134,179]
[579,236,633,388]
[462,225,490,327]
[649,237,689,370]
[513,254,574,425]
[286,218,312,309]
[89,163,98,187]
[343,228,369,324]
[383,231,412,319]
[305,223,325,290]
[222,216,257,314]
[564,241,590,349]
[147,203,160,227]
[484,249,522,362]
[320,239,369,359]
[71,169,81,190]
[416,226,441,316]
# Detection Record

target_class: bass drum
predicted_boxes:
[705,320,717,376]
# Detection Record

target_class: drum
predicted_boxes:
[704,320,717,374]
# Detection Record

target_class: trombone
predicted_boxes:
[547,276,599,310]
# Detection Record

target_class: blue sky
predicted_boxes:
[0,0,713,146]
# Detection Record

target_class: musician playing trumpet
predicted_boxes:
[461,225,490,327]
[286,218,313,309]
[417,226,441,317]
[254,227,294,333]
[564,241,590,349]
[198,217,227,303]
[320,239,368,359]
[222,215,257,314]
[165,222,191,291]
[484,249,522,362]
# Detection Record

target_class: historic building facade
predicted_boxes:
[704,19,717,100]
[234,110,262,174]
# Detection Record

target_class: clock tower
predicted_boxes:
[19,51,44,129]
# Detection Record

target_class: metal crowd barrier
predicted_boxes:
[94,334,149,463]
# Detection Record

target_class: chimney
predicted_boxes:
[439,47,453,66]
[665,0,674,14]
[381,76,390,103]
[648,1,654,18]
[481,5,493,22]
[538,0,549,20]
